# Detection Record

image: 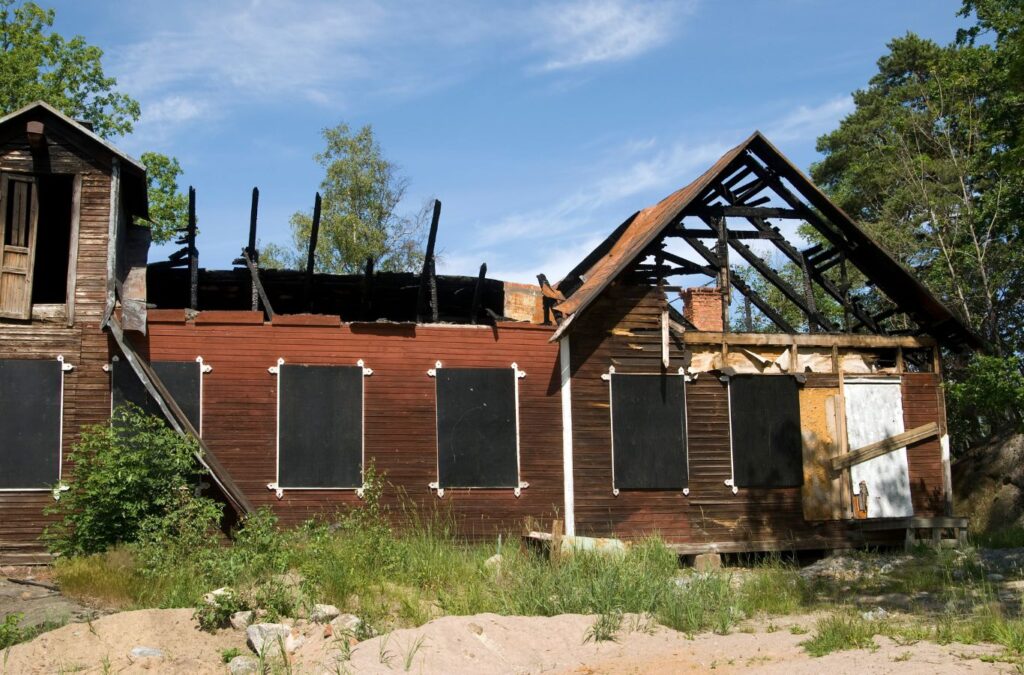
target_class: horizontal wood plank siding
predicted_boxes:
[0,129,112,560]
[902,373,947,516]
[568,283,952,550]
[144,321,563,538]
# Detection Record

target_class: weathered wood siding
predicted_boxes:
[568,283,948,551]
[143,314,563,537]
[0,123,113,562]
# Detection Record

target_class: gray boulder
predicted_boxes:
[246,623,291,655]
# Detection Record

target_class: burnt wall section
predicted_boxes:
[146,267,506,323]
[144,314,563,538]
[567,282,949,551]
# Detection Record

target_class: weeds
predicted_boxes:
[584,609,623,643]
[802,613,879,657]
[401,635,426,671]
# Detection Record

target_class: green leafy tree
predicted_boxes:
[44,406,206,556]
[0,1,188,244]
[263,122,426,273]
[139,151,188,244]
[811,32,1022,353]
[0,0,138,137]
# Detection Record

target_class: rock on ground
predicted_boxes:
[245,622,292,654]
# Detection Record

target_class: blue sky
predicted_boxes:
[49,0,966,283]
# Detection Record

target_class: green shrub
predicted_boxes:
[45,405,206,556]
[946,354,1024,453]
[0,613,23,650]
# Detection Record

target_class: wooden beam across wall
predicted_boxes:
[831,422,940,472]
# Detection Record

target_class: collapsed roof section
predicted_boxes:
[552,132,983,351]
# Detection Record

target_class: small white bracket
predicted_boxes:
[197,356,212,374]
[612,487,620,496]
[269,357,285,375]
[427,360,442,377]
[513,481,529,498]
[102,363,110,372]
[267,482,284,499]
[51,482,69,501]
[601,365,615,382]
[357,359,373,376]
[57,355,74,372]
[511,362,526,379]
[428,481,444,498]
[723,479,739,495]
[683,487,690,496]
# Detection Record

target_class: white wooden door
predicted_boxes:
[844,378,913,518]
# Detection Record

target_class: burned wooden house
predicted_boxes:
[0,103,978,563]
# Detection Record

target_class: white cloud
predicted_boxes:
[763,95,853,143]
[143,96,209,125]
[532,0,694,71]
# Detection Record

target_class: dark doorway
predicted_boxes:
[31,174,73,304]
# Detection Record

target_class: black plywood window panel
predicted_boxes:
[0,359,62,489]
[729,375,803,488]
[112,359,201,431]
[610,374,688,490]
[278,364,363,489]
[436,368,518,488]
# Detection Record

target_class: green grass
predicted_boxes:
[802,613,879,656]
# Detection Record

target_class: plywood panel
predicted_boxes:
[845,378,913,518]
[800,388,843,520]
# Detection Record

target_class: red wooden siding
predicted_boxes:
[144,316,563,538]
[568,283,950,550]
[902,372,947,516]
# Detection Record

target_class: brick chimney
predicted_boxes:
[681,287,724,332]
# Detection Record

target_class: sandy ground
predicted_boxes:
[0,609,1013,674]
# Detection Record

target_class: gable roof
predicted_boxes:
[0,101,148,218]
[552,131,983,350]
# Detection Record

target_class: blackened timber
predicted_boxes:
[472,263,487,324]
[656,250,716,276]
[248,187,260,311]
[417,199,441,323]
[682,234,797,332]
[303,192,322,311]
[187,186,198,310]
[703,215,836,332]
[686,205,802,219]
[674,227,782,241]
[726,159,886,334]
[241,250,274,320]
[714,215,730,332]
[362,257,375,320]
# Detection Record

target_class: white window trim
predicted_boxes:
[267,358,372,499]
[603,366,690,497]
[427,361,529,498]
[0,356,73,495]
[106,356,210,436]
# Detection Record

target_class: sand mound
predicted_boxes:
[1,608,1007,674]
[1,608,246,674]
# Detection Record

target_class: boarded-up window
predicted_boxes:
[435,367,519,488]
[0,359,62,489]
[111,359,202,432]
[278,364,363,489]
[729,375,803,488]
[610,373,688,490]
